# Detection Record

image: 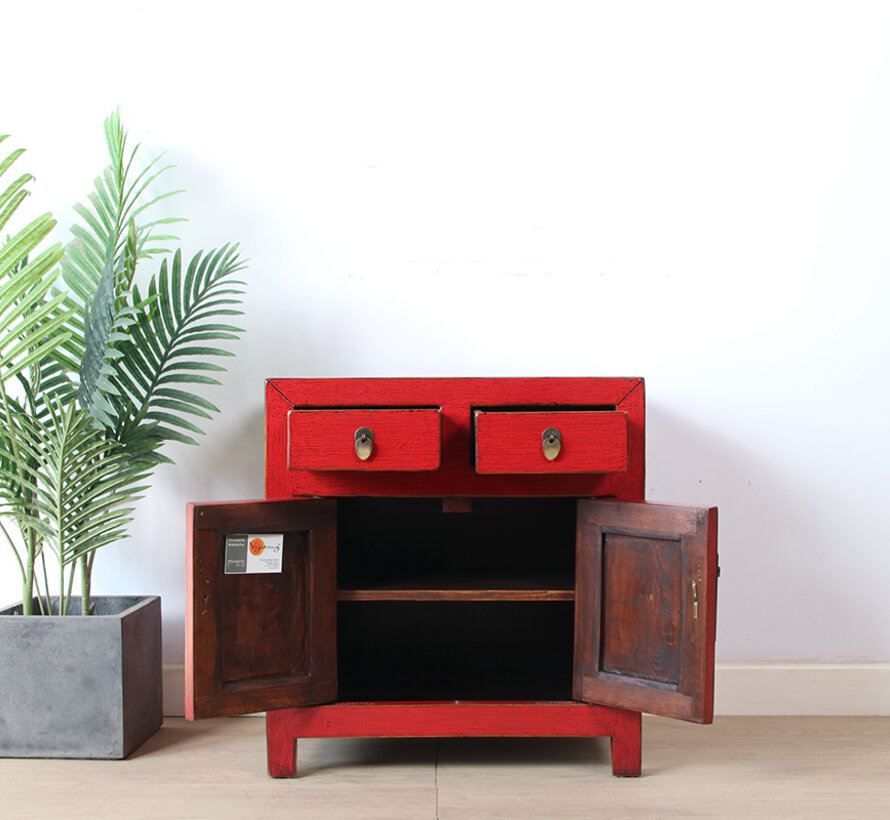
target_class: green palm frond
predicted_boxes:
[111,245,246,456]
[0,222,69,385]
[59,110,185,401]
[0,135,34,234]
[0,393,38,519]
[0,397,147,569]
[75,239,148,428]
[0,137,72,389]
[60,110,184,306]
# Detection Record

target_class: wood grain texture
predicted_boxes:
[337,568,574,601]
[265,378,645,499]
[474,410,628,474]
[217,530,309,684]
[600,535,681,685]
[337,587,574,602]
[265,702,642,778]
[573,500,718,724]
[288,409,441,471]
[185,499,338,720]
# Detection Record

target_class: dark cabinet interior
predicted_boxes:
[338,601,575,702]
[336,497,578,702]
[337,498,576,595]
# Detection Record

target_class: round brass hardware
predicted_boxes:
[542,427,562,461]
[354,427,374,461]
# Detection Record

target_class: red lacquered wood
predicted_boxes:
[265,702,642,778]
[267,717,298,778]
[184,516,197,718]
[610,708,643,776]
[474,410,627,474]
[266,378,645,499]
[574,500,718,724]
[701,509,719,723]
[288,408,441,471]
[269,377,641,408]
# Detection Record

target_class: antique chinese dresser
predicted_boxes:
[186,378,718,777]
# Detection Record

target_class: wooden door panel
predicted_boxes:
[216,529,309,684]
[574,500,718,724]
[600,533,681,684]
[186,499,337,719]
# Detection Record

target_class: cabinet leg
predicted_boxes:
[266,711,298,778]
[610,710,642,777]
[264,704,641,778]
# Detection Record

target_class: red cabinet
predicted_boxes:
[186,378,718,777]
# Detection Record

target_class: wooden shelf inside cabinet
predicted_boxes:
[337,575,575,602]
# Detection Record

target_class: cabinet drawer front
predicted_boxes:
[289,409,441,471]
[474,410,627,474]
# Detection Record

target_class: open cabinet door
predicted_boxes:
[574,500,718,724]
[186,499,337,719]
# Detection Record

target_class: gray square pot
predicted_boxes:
[0,595,162,759]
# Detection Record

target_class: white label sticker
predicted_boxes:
[225,533,284,574]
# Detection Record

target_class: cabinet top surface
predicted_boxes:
[266,377,644,406]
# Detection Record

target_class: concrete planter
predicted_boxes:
[0,596,162,759]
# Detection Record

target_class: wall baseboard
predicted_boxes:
[163,664,187,718]
[162,662,890,719]
[714,662,890,716]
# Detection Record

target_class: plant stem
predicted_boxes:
[59,554,67,615]
[64,558,78,616]
[24,545,34,616]
[28,528,41,614]
[80,554,91,615]
[39,551,50,615]
[0,519,31,613]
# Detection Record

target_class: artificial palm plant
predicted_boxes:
[1,112,246,616]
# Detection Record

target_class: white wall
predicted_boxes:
[3,0,889,668]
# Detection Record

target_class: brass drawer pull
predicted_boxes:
[542,427,562,461]
[354,427,374,461]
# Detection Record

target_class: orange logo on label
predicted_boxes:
[249,538,265,556]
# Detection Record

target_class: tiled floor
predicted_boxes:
[1,716,888,819]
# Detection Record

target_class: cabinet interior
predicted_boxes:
[336,498,577,701]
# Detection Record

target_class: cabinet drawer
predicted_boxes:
[474,410,627,474]
[288,409,441,471]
